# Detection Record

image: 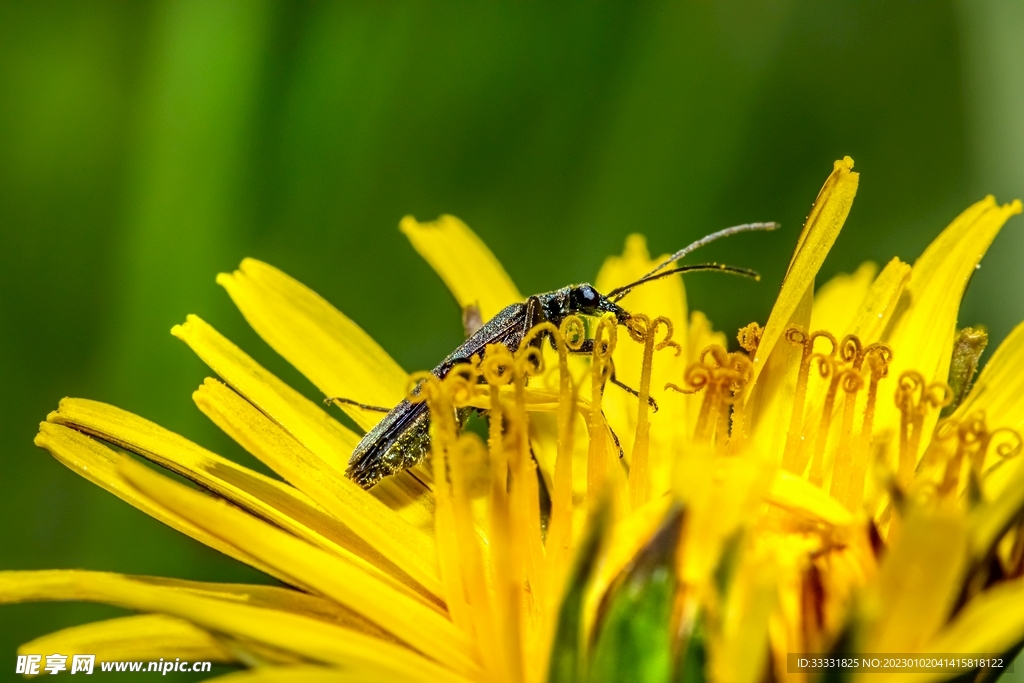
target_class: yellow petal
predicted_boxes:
[744,159,859,460]
[716,548,779,683]
[745,284,813,461]
[865,580,1024,683]
[117,458,481,678]
[400,214,522,322]
[172,314,359,469]
[969,459,1024,560]
[48,398,432,592]
[0,569,393,630]
[583,495,673,635]
[809,261,878,337]
[217,259,408,431]
[0,571,471,683]
[172,315,435,537]
[767,470,853,528]
[876,196,1023,458]
[194,378,442,603]
[676,452,775,588]
[917,581,1024,676]
[845,257,911,342]
[18,614,236,664]
[751,157,859,386]
[861,512,967,652]
[33,423,290,585]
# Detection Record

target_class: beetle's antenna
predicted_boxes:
[608,263,760,302]
[607,221,778,302]
[641,222,779,282]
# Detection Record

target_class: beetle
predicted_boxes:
[332,222,777,489]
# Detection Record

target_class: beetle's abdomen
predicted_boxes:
[346,399,432,489]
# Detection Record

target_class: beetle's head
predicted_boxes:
[569,283,630,324]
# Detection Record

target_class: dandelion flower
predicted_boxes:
[5,158,1024,683]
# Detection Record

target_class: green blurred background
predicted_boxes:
[2,1,1023,680]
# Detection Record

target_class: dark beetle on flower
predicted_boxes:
[331,222,777,489]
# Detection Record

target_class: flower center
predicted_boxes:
[668,323,1022,514]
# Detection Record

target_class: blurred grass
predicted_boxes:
[0,1,1021,680]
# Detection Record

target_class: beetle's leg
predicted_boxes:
[570,338,595,354]
[603,412,626,461]
[609,369,659,413]
[533,445,553,529]
[325,397,391,412]
[565,340,659,413]
[523,295,547,342]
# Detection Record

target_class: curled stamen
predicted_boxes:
[418,385,475,638]
[808,357,846,487]
[977,427,1024,499]
[666,347,723,443]
[546,315,582,596]
[737,321,763,355]
[624,314,678,509]
[561,314,586,352]
[811,352,835,379]
[655,331,682,357]
[784,326,809,346]
[722,353,753,397]
[699,343,730,368]
[624,314,647,344]
[926,383,955,412]
[895,371,954,489]
[840,370,864,394]
[838,335,863,367]
[481,344,516,495]
[863,343,893,367]
[507,327,550,627]
[829,365,866,503]
[835,339,892,509]
[721,353,753,450]
[444,362,480,407]
[923,410,1024,506]
[627,314,682,356]
[934,413,984,502]
[666,363,712,395]
[784,327,838,357]
[782,327,838,473]
[988,428,1024,463]
[918,414,961,472]
[516,346,545,379]
[666,343,750,447]
[406,371,443,406]
[480,344,516,387]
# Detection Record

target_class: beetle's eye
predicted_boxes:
[580,285,598,303]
